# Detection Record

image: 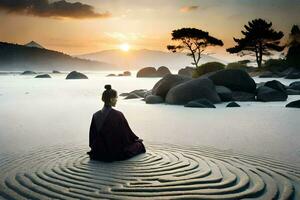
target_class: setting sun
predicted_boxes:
[120,43,130,51]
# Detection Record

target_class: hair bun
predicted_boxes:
[104,84,112,90]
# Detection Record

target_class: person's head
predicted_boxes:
[102,84,118,107]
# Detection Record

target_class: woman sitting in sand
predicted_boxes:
[87,84,146,161]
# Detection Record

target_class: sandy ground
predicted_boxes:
[0,71,299,199]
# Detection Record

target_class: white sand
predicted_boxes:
[0,71,299,199]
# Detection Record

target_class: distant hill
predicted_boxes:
[78,49,227,70]
[25,41,45,49]
[0,41,117,71]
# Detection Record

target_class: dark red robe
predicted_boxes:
[87,106,146,161]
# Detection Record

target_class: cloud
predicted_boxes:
[0,0,111,19]
[180,6,199,13]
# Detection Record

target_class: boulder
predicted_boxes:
[137,67,157,77]
[144,90,153,98]
[165,78,221,105]
[123,71,131,76]
[124,93,141,99]
[157,66,171,76]
[264,80,286,93]
[178,67,195,77]
[152,74,191,99]
[287,89,300,95]
[285,71,300,79]
[107,74,116,77]
[256,86,287,102]
[226,101,240,107]
[66,71,88,79]
[286,100,300,108]
[129,89,148,98]
[52,70,61,73]
[215,86,232,102]
[35,74,51,78]
[184,98,216,108]
[119,93,130,97]
[207,69,256,93]
[21,70,36,75]
[232,91,256,101]
[145,95,164,104]
[289,81,300,90]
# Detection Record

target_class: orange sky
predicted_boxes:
[0,0,299,61]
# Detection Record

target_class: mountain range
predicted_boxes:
[78,49,227,70]
[0,41,117,71]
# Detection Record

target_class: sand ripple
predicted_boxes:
[0,144,299,199]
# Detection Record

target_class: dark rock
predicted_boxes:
[287,89,300,95]
[144,90,152,98]
[216,86,232,102]
[207,69,256,93]
[285,71,300,79]
[137,67,157,77]
[124,93,141,99]
[107,74,116,77]
[289,81,300,90]
[232,91,256,101]
[256,86,287,102]
[118,73,124,76]
[226,101,240,107]
[286,100,300,108]
[52,70,60,73]
[184,98,216,108]
[66,71,88,79]
[145,95,164,104]
[259,71,278,78]
[256,82,265,88]
[123,71,131,76]
[128,89,148,98]
[264,80,287,93]
[119,93,130,97]
[35,74,51,78]
[178,67,195,77]
[165,78,221,105]
[157,66,171,76]
[152,74,191,99]
[21,70,36,75]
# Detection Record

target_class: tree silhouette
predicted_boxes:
[227,18,285,68]
[286,25,300,68]
[167,28,223,68]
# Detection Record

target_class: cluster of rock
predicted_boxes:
[259,67,300,79]
[122,69,300,108]
[136,66,171,77]
[107,71,131,77]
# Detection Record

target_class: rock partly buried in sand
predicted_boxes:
[152,74,191,99]
[207,69,256,93]
[289,81,300,90]
[129,89,148,98]
[21,70,36,75]
[184,98,216,108]
[35,74,51,78]
[145,95,164,104]
[226,101,240,107]
[52,70,61,74]
[124,93,141,99]
[285,70,300,79]
[119,92,130,97]
[216,86,232,102]
[232,91,255,101]
[178,67,195,77]
[66,71,88,79]
[137,67,157,77]
[287,89,300,95]
[264,80,287,93]
[157,66,171,76]
[123,71,131,76]
[286,99,300,108]
[165,78,221,105]
[256,86,287,102]
[107,74,116,77]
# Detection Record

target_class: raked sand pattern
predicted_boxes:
[0,143,299,200]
